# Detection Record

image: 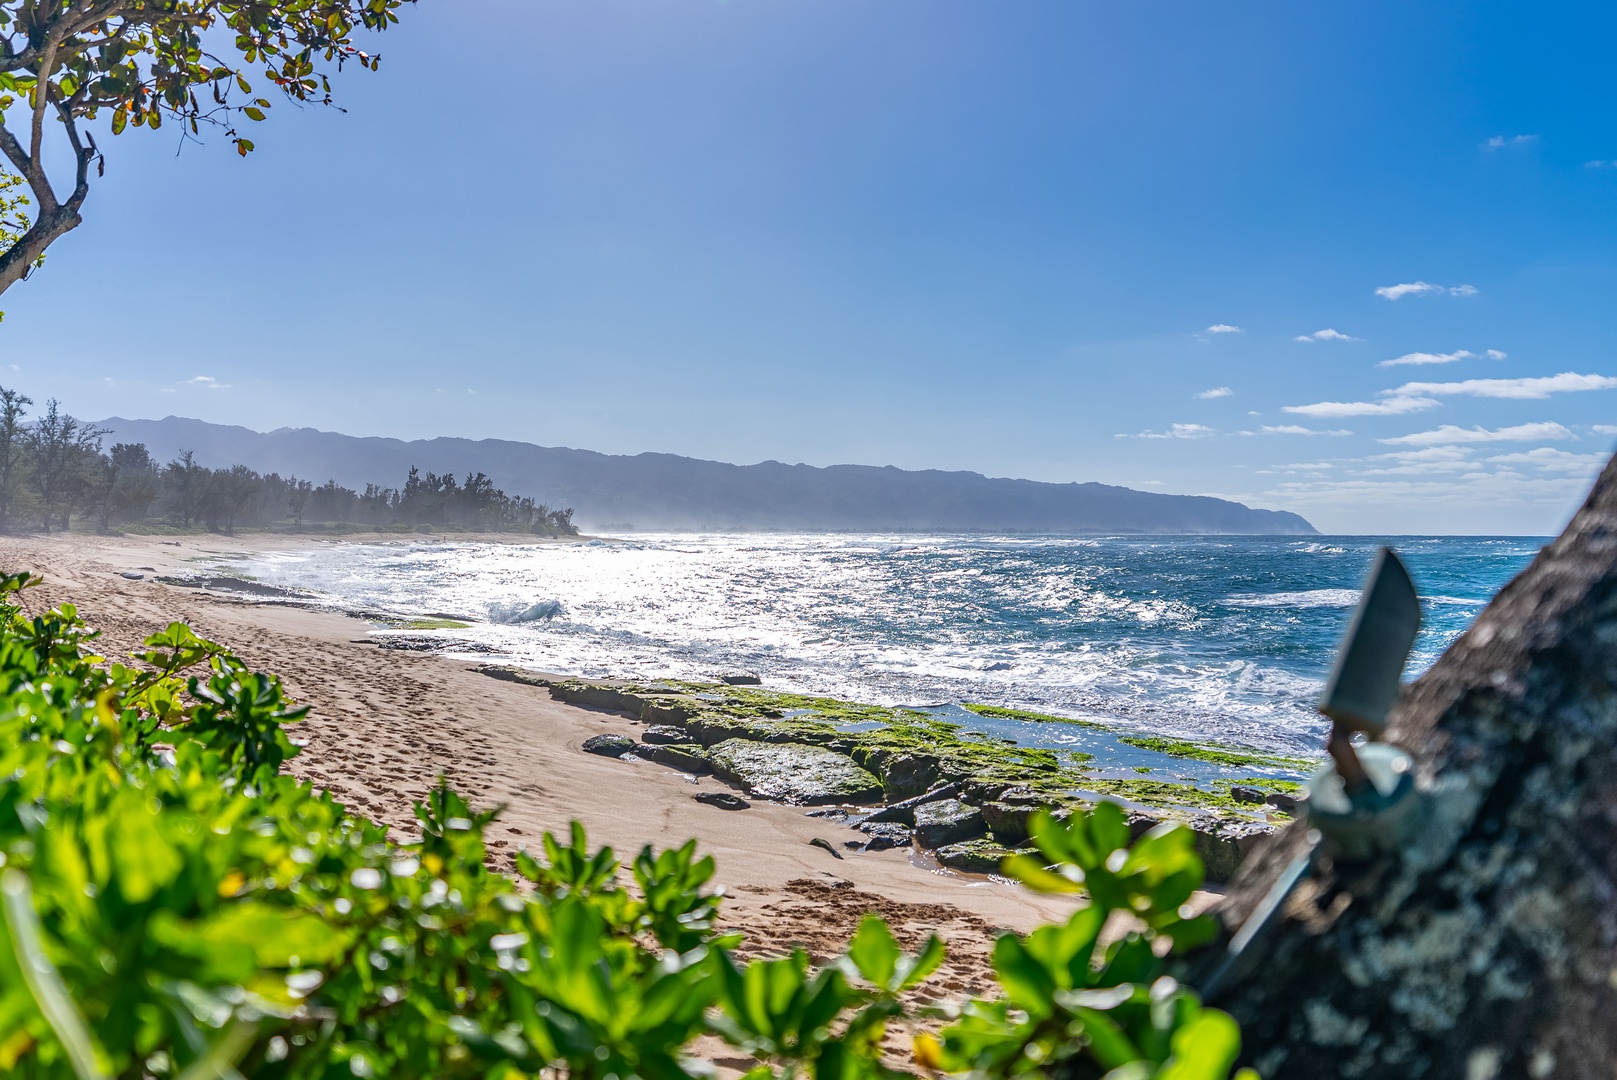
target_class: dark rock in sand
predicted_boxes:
[856,821,913,849]
[637,743,709,774]
[582,734,636,758]
[863,781,963,825]
[935,838,1020,874]
[806,807,850,821]
[809,837,844,859]
[912,798,986,848]
[694,792,751,811]
[641,724,691,745]
[706,739,883,805]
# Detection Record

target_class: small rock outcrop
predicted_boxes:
[935,838,1019,874]
[637,743,709,773]
[693,792,750,811]
[856,821,913,851]
[706,739,883,805]
[640,725,690,745]
[582,734,636,758]
[913,798,987,848]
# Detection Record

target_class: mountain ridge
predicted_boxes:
[93,416,1317,535]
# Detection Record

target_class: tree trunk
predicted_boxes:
[1212,451,1617,1078]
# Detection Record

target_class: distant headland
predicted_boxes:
[96,416,1318,536]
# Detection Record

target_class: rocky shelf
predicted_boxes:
[483,667,1312,882]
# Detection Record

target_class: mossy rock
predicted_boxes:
[582,734,636,758]
[637,743,709,774]
[979,794,1057,845]
[935,838,1021,874]
[913,798,987,848]
[705,739,882,806]
[640,725,690,745]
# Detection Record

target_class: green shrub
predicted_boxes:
[0,573,1256,1079]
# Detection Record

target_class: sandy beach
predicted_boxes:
[0,530,1092,1005]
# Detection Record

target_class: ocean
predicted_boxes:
[230,534,1542,759]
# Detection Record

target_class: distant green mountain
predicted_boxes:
[96,416,1317,535]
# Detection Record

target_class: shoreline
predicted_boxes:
[0,530,1115,996]
[89,529,1301,875]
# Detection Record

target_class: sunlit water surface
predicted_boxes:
[232,535,1541,756]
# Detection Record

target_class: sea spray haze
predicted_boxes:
[229,534,1540,755]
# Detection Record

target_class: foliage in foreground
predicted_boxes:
[0,572,1255,1079]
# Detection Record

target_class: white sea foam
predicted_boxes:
[227,533,1535,756]
[1223,589,1361,609]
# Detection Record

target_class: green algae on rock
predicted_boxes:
[1116,735,1313,771]
[962,703,1109,729]
[484,668,1298,881]
[706,739,883,805]
[934,837,1024,874]
[913,798,987,847]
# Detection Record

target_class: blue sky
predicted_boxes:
[5,0,1616,533]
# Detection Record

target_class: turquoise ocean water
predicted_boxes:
[234,534,1541,759]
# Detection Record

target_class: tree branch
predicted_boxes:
[29,29,63,180]
[0,111,82,296]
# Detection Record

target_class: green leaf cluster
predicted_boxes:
[0,571,1255,1080]
[922,804,1255,1080]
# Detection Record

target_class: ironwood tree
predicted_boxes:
[0,0,414,298]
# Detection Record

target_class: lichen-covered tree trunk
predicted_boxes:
[1214,451,1617,1079]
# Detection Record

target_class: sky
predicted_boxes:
[3,0,1616,533]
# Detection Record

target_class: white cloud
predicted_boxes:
[1374,282,1440,300]
[1119,423,1217,440]
[1380,422,1573,447]
[1486,349,1507,360]
[1198,386,1233,399]
[1483,134,1538,151]
[1256,425,1353,436]
[1595,425,1617,435]
[186,375,229,391]
[1362,446,1480,476]
[1374,281,1477,300]
[1379,349,1482,368]
[1393,371,1617,400]
[1283,396,1440,418]
[1486,448,1608,472]
[1204,324,1242,334]
[1294,328,1359,343]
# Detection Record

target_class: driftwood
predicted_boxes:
[1213,451,1617,1078]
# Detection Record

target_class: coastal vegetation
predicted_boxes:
[0,390,578,536]
[0,572,1255,1078]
